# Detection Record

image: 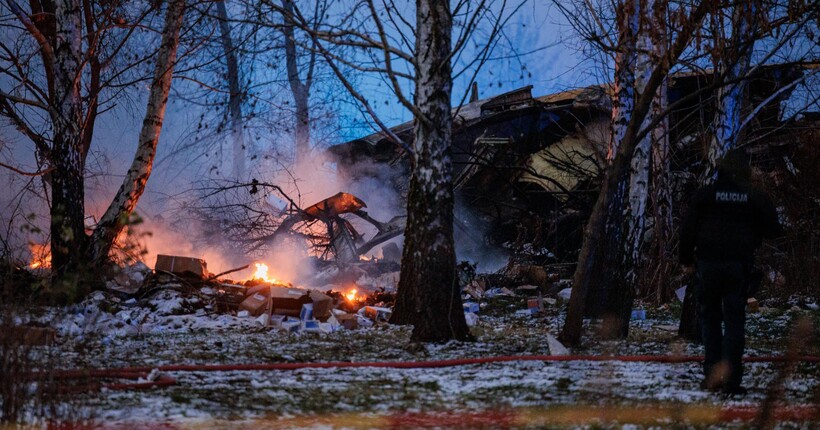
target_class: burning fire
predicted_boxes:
[28,242,51,269]
[250,262,278,284]
[345,288,358,302]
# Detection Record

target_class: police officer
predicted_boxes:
[680,149,782,395]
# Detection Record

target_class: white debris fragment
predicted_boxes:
[254,313,270,327]
[464,312,479,327]
[557,288,573,301]
[675,286,687,302]
[546,334,569,356]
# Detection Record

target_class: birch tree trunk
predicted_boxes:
[574,0,639,323]
[90,0,186,261]
[706,1,757,179]
[606,0,639,164]
[561,0,708,345]
[49,0,87,290]
[282,0,311,164]
[623,0,670,303]
[388,0,470,342]
[215,0,246,179]
[623,5,652,289]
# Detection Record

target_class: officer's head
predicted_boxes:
[717,149,751,182]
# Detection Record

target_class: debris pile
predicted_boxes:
[17,246,580,340]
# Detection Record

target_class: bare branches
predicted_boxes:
[0,161,54,177]
[365,0,419,117]
[0,90,46,110]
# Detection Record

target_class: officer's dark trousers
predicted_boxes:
[696,261,746,389]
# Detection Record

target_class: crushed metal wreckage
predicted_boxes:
[259,192,406,264]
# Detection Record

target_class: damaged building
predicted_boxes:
[327,64,812,266]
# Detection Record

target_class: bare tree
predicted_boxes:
[90,0,187,261]
[261,0,516,341]
[281,0,321,163]
[554,0,818,343]
[561,0,710,344]
[384,0,472,341]
[215,0,247,178]
[0,0,186,293]
[705,0,760,178]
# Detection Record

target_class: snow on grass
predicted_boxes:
[19,291,820,427]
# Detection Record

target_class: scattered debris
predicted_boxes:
[747,298,760,313]
[546,334,570,356]
[155,255,210,279]
[463,302,480,314]
[464,312,479,327]
[557,288,573,302]
[363,306,392,322]
[527,296,545,315]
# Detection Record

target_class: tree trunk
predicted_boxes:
[90,0,186,261]
[388,0,470,342]
[49,0,87,293]
[623,9,653,289]
[602,0,655,338]
[282,0,310,163]
[582,0,639,320]
[605,0,639,163]
[648,76,672,303]
[706,1,757,178]
[561,0,709,346]
[215,0,246,179]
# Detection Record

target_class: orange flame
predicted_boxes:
[251,262,278,283]
[28,242,51,269]
[345,288,358,302]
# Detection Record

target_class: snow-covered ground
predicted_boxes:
[16,291,820,428]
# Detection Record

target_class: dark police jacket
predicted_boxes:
[680,176,782,265]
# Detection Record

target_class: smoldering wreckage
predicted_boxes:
[14,63,816,343]
[39,185,568,340]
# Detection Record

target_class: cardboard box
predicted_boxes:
[239,291,270,316]
[527,297,544,314]
[336,313,358,330]
[308,291,333,321]
[271,287,311,317]
[155,254,209,278]
[302,319,321,332]
[364,306,392,322]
